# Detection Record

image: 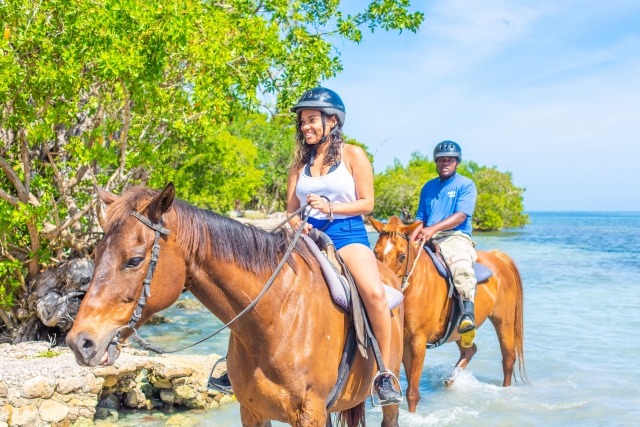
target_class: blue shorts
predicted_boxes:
[307,216,370,250]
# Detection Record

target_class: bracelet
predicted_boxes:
[328,202,334,222]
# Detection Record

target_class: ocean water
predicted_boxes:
[122,212,640,426]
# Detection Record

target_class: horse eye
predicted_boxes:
[125,257,145,269]
[398,253,406,262]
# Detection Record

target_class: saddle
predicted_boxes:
[302,230,402,408]
[424,245,493,283]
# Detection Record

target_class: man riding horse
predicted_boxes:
[411,141,478,348]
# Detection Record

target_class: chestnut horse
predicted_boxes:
[369,217,527,413]
[66,184,404,427]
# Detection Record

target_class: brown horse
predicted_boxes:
[369,217,527,413]
[66,184,404,427]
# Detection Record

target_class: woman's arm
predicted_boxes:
[285,164,312,233]
[308,145,374,216]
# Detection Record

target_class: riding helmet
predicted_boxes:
[433,140,462,162]
[290,87,346,127]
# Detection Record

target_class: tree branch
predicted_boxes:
[0,187,19,206]
[41,197,98,240]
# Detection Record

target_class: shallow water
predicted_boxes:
[122,212,640,426]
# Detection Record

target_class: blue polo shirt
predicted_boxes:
[415,173,477,236]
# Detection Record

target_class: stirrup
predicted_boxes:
[207,356,233,395]
[370,370,403,407]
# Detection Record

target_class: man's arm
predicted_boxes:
[414,212,467,242]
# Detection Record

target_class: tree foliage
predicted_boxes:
[373,152,529,231]
[0,0,423,327]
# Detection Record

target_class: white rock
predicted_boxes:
[21,376,54,399]
[39,400,69,422]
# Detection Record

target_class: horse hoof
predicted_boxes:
[445,367,463,387]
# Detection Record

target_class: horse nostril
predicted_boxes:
[81,338,95,357]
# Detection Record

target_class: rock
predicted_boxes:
[39,400,69,422]
[159,389,176,404]
[0,422,7,427]
[21,376,55,399]
[147,313,174,324]
[8,404,38,426]
[83,374,104,394]
[97,394,120,411]
[174,299,202,310]
[94,422,117,427]
[94,407,118,423]
[173,385,195,400]
[219,395,234,405]
[206,400,219,410]
[71,416,93,427]
[57,377,86,394]
[0,382,7,398]
[101,377,117,388]
[152,363,193,380]
[91,367,120,378]
[148,376,173,389]
[164,414,195,427]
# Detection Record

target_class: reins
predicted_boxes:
[379,231,426,291]
[115,203,316,354]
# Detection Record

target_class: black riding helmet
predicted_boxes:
[433,140,462,162]
[290,87,346,166]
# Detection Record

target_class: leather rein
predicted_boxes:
[379,231,426,292]
[110,204,315,354]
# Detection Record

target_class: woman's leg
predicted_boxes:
[338,243,392,368]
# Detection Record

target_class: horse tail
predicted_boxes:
[491,250,529,384]
[334,402,366,427]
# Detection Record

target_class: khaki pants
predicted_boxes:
[432,231,477,300]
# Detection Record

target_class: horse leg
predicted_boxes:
[293,397,328,427]
[489,315,516,386]
[381,403,400,427]
[445,341,478,387]
[403,334,427,413]
[240,405,272,427]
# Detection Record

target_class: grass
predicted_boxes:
[34,349,62,358]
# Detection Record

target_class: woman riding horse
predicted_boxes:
[286,87,402,405]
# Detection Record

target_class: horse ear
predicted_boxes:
[402,221,422,237]
[147,183,176,223]
[95,185,119,205]
[388,216,402,226]
[368,217,385,233]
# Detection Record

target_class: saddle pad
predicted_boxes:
[424,246,493,283]
[300,235,404,313]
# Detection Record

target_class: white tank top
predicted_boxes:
[295,150,358,220]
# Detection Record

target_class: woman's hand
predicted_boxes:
[306,194,330,214]
[289,216,313,235]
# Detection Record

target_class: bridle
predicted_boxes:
[110,211,170,346]
[379,231,415,291]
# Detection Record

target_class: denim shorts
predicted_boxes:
[307,216,370,250]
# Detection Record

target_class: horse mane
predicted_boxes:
[104,186,315,275]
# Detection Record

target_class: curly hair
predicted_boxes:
[293,115,344,168]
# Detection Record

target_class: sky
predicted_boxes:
[325,0,640,211]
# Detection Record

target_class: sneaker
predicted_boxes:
[373,373,403,405]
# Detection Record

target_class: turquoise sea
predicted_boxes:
[123,212,640,426]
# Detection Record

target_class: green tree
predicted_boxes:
[0,0,423,331]
[373,152,437,221]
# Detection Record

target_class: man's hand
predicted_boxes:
[415,226,437,243]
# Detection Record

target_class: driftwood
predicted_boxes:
[10,258,94,345]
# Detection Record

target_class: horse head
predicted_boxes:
[369,216,422,281]
[66,183,187,366]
